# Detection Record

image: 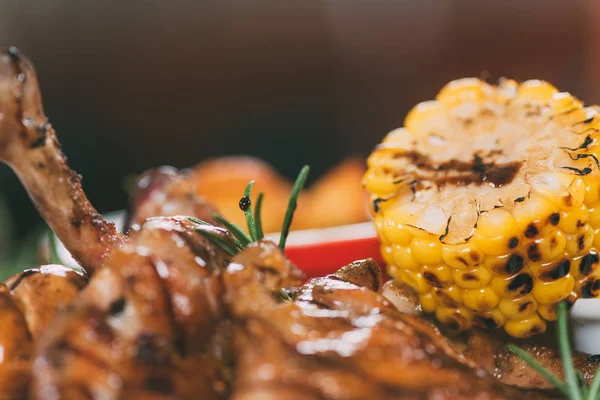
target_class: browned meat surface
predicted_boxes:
[125,166,218,231]
[0,47,125,273]
[222,253,536,400]
[6,265,87,340]
[0,284,33,399]
[31,218,234,399]
[0,265,88,398]
[456,328,597,390]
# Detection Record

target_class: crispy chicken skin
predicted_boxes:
[0,265,88,399]
[31,218,234,399]
[224,254,532,400]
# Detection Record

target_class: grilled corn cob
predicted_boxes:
[364,78,600,337]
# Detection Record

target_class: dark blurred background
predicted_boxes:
[0,0,596,237]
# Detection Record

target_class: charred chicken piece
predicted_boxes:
[223,253,534,400]
[125,166,218,231]
[0,264,88,399]
[0,46,125,273]
[31,217,234,399]
[0,284,33,399]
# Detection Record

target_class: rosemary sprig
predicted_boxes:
[189,165,310,256]
[279,165,310,250]
[254,192,264,240]
[507,301,600,400]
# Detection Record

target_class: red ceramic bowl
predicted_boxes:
[265,221,384,278]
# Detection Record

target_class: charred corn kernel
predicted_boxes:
[483,253,525,275]
[419,292,437,313]
[565,225,594,256]
[473,309,507,329]
[452,266,493,289]
[392,245,421,270]
[399,270,431,294]
[516,80,558,103]
[435,306,473,331]
[531,274,575,305]
[490,273,534,299]
[421,265,452,288]
[505,314,547,338]
[498,294,538,319]
[462,287,500,312]
[534,230,566,260]
[559,203,588,234]
[365,77,600,337]
[473,209,520,256]
[410,237,444,265]
[432,286,461,308]
[513,194,555,231]
[442,243,484,270]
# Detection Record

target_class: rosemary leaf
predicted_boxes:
[214,214,251,246]
[254,192,264,240]
[195,228,238,257]
[279,165,310,250]
[557,301,584,400]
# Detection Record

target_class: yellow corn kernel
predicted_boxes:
[559,203,588,234]
[490,273,534,299]
[530,254,571,281]
[382,127,409,144]
[421,265,452,288]
[462,287,500,312]
[516,80,558,104]
[473,209,521,256]
[442,243,484,270]
[504,314,547,338]
[431,286,461,308]
[565,225,594,256]
[588,202,600,228]
[572,251,599,279]
[513,194,555,231]
[404,100,444,135]
[381,214,413,246]
[399,270,430,294]
[550,92,583,114]
[452,266,493,289]
[392,245,421,271]
[473,309,507,329]
[498,294,538,319]
[381,245,394,266]
[483,253,525,275]
[526,230,566,262]
[584,177,600,205]
[419,292,437,313]
[363,170,397,198]
[537,304,559,321]
[410,237,444,265]
[435,78,490,106]
[435,306,473,331]
[531,274,575,305]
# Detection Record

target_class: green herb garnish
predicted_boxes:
[188,165,310,254]
[507,302,600,400]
